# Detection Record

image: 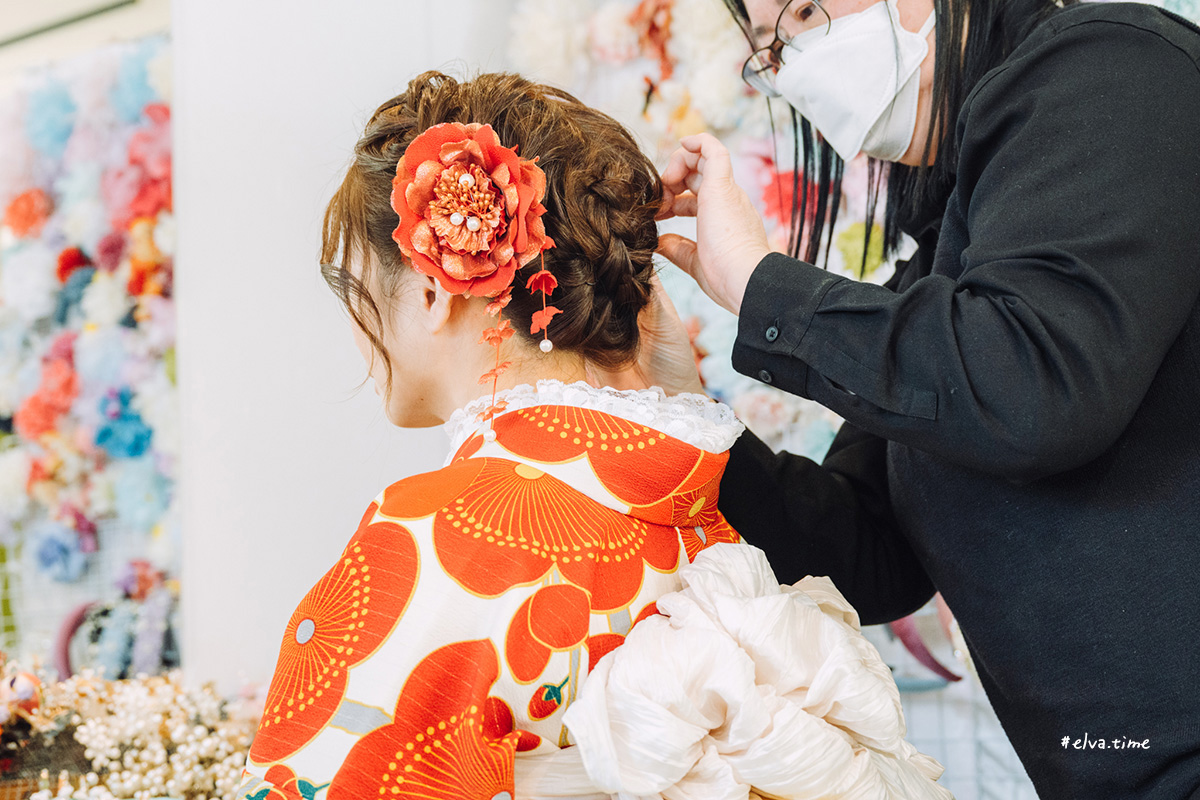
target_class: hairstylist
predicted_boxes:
[643,0,1200,796]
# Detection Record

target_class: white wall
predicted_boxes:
[173,0,516,694]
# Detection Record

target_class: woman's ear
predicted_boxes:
[418,272,458,335]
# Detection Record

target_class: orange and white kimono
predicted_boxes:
[237,382,953,800]
[237,382,744,800]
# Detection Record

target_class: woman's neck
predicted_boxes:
[441,343,598,419]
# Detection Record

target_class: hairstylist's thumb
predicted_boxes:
[656,233,700,278]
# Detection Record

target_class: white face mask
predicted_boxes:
[775,0,936,162]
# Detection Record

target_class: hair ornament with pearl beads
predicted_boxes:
[390,121,558,426]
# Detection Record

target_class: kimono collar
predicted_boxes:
[444,379,744,463]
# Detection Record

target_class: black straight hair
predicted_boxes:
[724,0,1072,270]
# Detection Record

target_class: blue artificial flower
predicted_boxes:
[93,600,137,680]
[95,387,153,459]
[32,520,90,582]
[110,40,159,124]
[54,266,97,325]
[25,81,77,159]
[75,326,128,390]
[113,455,170,534]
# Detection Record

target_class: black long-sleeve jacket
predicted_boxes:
[717,4,1200,798]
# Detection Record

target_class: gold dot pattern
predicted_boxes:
[432,458,681,612]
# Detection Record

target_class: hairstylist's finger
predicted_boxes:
[664,191,697,218]
[656,233,700,279]
[660,147,702,195]
[656,189,676,221]
[679,133,734,185]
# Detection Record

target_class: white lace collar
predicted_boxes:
[443,379,744,462]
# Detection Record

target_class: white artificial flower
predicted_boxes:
[87,463,118,518]
[685,59,748,132]
[132,370,181,464]
[152,211,176,257]
[0,311,27,417]
[0,242,58,323]
[56,163,109,254]
[508,0,589,86]
[81,270,132,327]
[589,1,641,63]
[0,94,34,195]
[62,48,121,117]
[0,447,31,522]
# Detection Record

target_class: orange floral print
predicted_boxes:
[249,505,420,763]
[327,640,520,800]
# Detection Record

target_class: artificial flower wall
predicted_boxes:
[0,36,177,641]
[508,0,879,459]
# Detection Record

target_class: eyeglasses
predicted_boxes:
[741,0,833,97]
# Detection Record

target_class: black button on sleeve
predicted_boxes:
[765,325,780,342]
[758,369,773,384]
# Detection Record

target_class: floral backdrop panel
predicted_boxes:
[0,35,178,677]
[509,0,902,463]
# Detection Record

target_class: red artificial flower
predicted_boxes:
[478,362,513,385]
[95,232,126,272]
[524,269,558,296]
[390,122,554,299]
[128,104,172,180]
[478,400,510,423]
[14,360,79,441]
[56,247,92,283]
[3,189,52,238]
[248,505,420,764]
[762,169,819,227]
[479,319,514,347]
[529,306,562,335]
[485,286,513,316]
[46,331,78,364]
[629,0,675,82]
[26,459,50,493]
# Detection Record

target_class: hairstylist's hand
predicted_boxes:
[657,133,771,315]
[586,275,705,397]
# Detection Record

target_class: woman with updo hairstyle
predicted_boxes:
[236,72,952,800]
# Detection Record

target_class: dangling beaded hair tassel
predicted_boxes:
[527,250,561,353]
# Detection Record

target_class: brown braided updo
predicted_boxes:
[321,71,662,387]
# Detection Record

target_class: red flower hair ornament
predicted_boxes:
[391,122,561,426]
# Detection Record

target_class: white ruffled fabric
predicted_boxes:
[444,379,744,459]
[558,544,955,800]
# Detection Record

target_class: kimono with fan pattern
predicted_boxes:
[236,395,742,800]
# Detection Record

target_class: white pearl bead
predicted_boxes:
[458,173,475,187]
[466,216,482,232]
[540,339,553,353]
[482,428,497,442]
[450,212,464,226]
